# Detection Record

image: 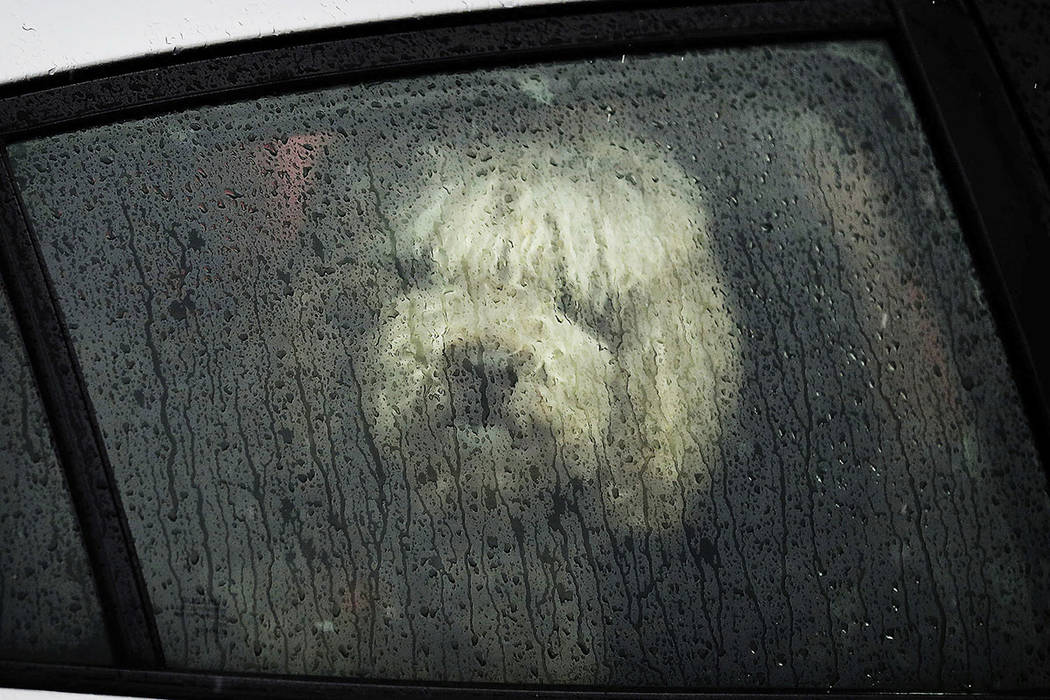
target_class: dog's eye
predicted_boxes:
[556,291,624,350]
[555,291,577,321]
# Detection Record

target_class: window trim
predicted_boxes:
[1,660,1046,700]
[1,0,1048,695]
[0,143,164,668]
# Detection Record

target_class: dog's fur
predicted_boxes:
[357,134,737,525]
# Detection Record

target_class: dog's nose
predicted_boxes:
[443,343,521,430]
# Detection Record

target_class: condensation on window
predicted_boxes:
[8,41,1050,689]
[0,286,112,664]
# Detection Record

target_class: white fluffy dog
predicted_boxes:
[359,132,738,529]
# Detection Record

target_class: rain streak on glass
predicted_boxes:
[0,286,112,664]
[8,41,1050,689]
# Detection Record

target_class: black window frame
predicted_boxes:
[0,0,1048,697]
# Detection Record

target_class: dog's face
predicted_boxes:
[356,134,738,531]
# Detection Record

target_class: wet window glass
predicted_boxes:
[7,41,1050,689]
[0,286,112,664]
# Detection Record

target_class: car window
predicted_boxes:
[7,40,1050,689]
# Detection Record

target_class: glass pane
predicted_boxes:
[0,286,111,664]
[8,41,1050,689]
